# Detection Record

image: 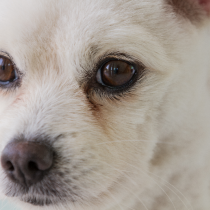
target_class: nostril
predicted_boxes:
[6,161,15,171]
[1,159,15,172]
[28,161,38,171]
[1,160,15,172]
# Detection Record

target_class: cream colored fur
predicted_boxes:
[0,0,210,210]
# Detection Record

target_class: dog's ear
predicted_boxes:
[167,0,210,23]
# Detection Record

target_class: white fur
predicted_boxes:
[0,0,210,210]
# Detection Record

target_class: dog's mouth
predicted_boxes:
[6,186,78,207]
[18,188,84,207]
[3,171,80,207]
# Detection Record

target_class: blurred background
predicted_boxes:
[0,200,20,210]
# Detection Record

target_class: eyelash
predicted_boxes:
[84,55,145,101]
[89,84,139,102]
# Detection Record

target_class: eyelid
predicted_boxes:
[0,51,16,66]
[97,53,136,67]
[0,51,11,58]
[87,56,144,97]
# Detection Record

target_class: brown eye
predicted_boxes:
[0,56,17,84]
[97,60,135,87]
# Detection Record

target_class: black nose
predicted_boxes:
[1,141,53,187]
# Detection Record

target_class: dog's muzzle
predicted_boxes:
[1,141,53,188]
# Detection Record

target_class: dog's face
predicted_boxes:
[0,0,210,210]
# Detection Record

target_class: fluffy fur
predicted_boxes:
[0,0,210,210]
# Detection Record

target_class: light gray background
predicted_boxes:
[0,200,20,210]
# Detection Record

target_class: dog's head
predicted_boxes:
[0,0,210,210]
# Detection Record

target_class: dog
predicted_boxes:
[0,0,210,209]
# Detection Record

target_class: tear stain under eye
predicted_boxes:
[82,87,112,136]
[86,91,103,119]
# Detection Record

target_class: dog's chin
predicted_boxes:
[4,187,69,207]
[9,192,75,208]
[21,196,56,206]
[21,197,53,207]
[4,185,75,208]
[19,195,87,209]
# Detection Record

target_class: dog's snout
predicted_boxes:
[1,141,53,187]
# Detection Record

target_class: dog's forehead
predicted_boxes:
[0,0,177,75]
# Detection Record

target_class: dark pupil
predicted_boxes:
[102,61,135,87]
[0,57,15,82]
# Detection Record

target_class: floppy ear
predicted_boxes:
[167,0,210,22]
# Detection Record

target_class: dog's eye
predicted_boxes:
[96,60,135,87]
[0,56,17,85]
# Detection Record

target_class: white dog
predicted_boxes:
[0,0,210,210]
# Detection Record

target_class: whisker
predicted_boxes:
[95,140,178,146]
[120,159,192,210]
[90,177,125,210]
[67,139,180,153]
[98,160,177,210]
[93,170,149,210]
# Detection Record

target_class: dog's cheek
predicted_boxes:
[51,97,154,203]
